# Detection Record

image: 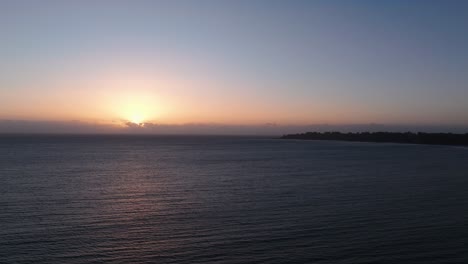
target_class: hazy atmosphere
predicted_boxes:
[1,0,468,134]
[2,2,468,264]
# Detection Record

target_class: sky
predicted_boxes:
[1,0,468,134]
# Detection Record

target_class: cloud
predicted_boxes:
[0,120,117,134]
[125,121,144,128]
[1,119,467,135]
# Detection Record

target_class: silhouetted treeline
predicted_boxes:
[281,132,468,146]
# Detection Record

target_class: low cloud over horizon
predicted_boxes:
[1,120,467,136]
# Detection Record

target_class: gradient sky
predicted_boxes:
[1,0,468,132]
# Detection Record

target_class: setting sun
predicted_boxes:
[104,89,163,126]
[120,103,152,125]
[129,114,145,125]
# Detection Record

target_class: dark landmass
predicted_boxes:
[281,132,468,146]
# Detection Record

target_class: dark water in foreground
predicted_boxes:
[1,135,467,264]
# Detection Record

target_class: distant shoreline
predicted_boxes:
[280,132,468,146]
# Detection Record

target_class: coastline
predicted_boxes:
[280,132,468,146]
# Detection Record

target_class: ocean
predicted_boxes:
[1,135,467,263]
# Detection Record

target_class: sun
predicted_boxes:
[104,87,162,126]
[120,102,150,125]
[130,114,145,125]
[116,101,155,126]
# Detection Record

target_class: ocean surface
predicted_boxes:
[1,135,467,264]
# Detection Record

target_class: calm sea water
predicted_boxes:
[1,135,467,264]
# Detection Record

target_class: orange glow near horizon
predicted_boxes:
[3,65,462,127]
[5,58,441,127]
